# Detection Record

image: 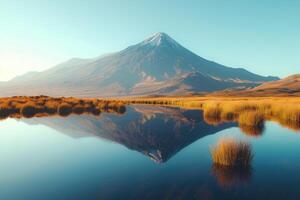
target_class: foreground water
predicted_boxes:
[1,105,300,200]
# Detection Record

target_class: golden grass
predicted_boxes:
[239,124,265,137]
[238,111,264,127]
[20,102,36,118]
[211,138,253,167]
[58,103,72,116]
[119,96,300,132]
[203,102,222,125]
[0,96,126,119]
[1,95,300,131]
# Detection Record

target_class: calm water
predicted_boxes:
[1,105,300,200]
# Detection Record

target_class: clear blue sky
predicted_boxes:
[0,0,299,81]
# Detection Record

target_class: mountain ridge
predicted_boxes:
[0,32,279,97]
[209,74,300,97]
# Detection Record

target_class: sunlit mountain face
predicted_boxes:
[21,105,237,163]
[0,32,278,97]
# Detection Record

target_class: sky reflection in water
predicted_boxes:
[0,105,300,200]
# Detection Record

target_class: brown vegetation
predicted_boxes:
[58,103,72,116]
[210,138,253,167]
[239,124,265,137]
[120,96,300,133]
[1,95,299,132]
[238,111,264,127]
[203,103,222,125]
[20,102,36,118]
[0,96,127,119]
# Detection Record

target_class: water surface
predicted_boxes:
[1,105,300,200]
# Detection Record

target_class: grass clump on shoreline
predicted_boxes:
[20,102,36,118]
[203,102,222,125]
[211,138,253,167]
[58,103,72,116]
[0,96,127,119]
[120,96,300,131]
[238,111,264,128]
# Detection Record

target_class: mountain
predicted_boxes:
[0,32,278,97]
[210,74,300,96]
[21,105,237,163]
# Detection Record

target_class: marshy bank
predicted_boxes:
[0,96,126,119]
[120,97,300,133]
[1,96,300,133]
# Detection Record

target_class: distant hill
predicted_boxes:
[0,32,278,97]
[210,74,300,96]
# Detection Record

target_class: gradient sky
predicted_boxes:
[0,0,299,81]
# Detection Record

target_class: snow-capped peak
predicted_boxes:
[140,32,180,47]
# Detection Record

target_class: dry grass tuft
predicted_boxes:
[203,103,222,125]
[239,124,265,137]
[58,103,72,116]
[276,107,300,131]
[20,102,36,118]
[72,105,85,114]
[238,111,264,128]
[0,105,10,119]
[0,96,127,119]
[211,138,253,167]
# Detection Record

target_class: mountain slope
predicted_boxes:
[0,32,278,97]
[210,74,300,96]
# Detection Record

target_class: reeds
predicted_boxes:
[276,107,300,130]
[58,103,72,116]
[203,102,222,125]
[238,111,264,128]
[211,138,253,167]
[20,102,36,118]
[1,95,300,131]
[0,96,127,119]
[239,124,265,137]
[121,96,300,131]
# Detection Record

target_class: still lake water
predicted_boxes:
[1,105,300,200]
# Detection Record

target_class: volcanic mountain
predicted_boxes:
[0,32,278,97]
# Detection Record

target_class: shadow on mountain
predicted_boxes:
[21,105,237,163]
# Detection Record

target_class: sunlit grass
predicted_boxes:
[58,103,72,116]
[238,111,264,127]
[1,95,300,130]
[20,102,36,118]
[203,102,222,125]
[210,138,253,167]
[0,96,127,119]
[120,96,300,131]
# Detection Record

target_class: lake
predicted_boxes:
[1,105,300,200]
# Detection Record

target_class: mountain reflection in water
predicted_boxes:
[21,105,237,163]
[3,105,300,199]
